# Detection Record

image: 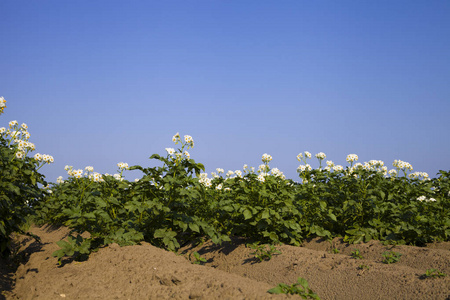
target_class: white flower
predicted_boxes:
[56,176,64,184]
[226,170,234,177]
[92,172,102,182]
[15,151,24,159]
[304,151,311,159]
[113,173,122,180]
[184,135,194,148]
[326,160,335,167]
[297,164,312,173]
[165,148,175,155]
[216,168,224,174]
[21,123,28,130]
[257,173,266,183]
[17,140,26,149]
[85,166,94,172]
[73,169,83,179]
[258,164,269,174]
[44,155,54,163]
[117,162,129,170]
[26,142,35,151]
[34,153,43,161]
[388,169,397,177]
[134,178,140,182]
[261,153,272,163]
[346,154,358,163]
[235,170,243,178]
[333,165,343,172]
[216,184,223,190]
[198,174,211,187]
[9,130,19,138]
[393,159,413,171]
[297,153,303,161]
[9,120,18,128]
[315,152,326,160]
[270,168,285,179]
[417,196,436,202]
[184,151,190,159]
[0,127,6,134]
[172,132,181,143]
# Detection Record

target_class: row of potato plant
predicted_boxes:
[33,133,449,262]
[0,97,52,257]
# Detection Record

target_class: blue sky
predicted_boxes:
[1,1,449,182]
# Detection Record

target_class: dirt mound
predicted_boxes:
[1,225,449,300]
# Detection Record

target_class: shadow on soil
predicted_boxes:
[0,234,43,300]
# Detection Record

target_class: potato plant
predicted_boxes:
[20,130,450,262]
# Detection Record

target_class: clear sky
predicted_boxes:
[1,1,449,182]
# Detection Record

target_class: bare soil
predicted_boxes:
[1,224,449,300]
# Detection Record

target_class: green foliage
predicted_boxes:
[358,264,370,270]
[189,251,207,265]
[29,133,449,263]
[0,135,47,257]
[268,277,320,299]
[350,249,363,259]
[52,234,92,263]
[247,241,281,262]
[423,269,446,278]
[381,251,402,264]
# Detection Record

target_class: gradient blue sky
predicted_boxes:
[1,1,449,182]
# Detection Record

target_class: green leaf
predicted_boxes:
[243,209,252,220]
[189,223,200,233]
[267,286,283,294]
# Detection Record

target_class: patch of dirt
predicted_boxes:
[1,225,449,299]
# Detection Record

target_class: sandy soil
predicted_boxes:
[1,224,449,300]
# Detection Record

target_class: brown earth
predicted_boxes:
[1,224,449,300]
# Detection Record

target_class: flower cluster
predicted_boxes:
[165,148,175,155]
[184,135,194,148]
[347,161,388,176]
[346,154,359,165]
[262,153,272,163]
[297,164,312,173]
[172,132,181,144]
[416,195,436,202]
[393,160,413,171]
[0,96,6,115]
[198,173,212,187]
[56,176,64,184]
[64,165,105,182]
[117,162,129,170]
[294,150,429,181]
[315,152,326,160]
[34,153,54,163]
[258,164,269,174]
[408,172,429,180]
[297,151,311,163]
[172,132,194,148]
[1,108,53,165]
[270,167,286,179]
